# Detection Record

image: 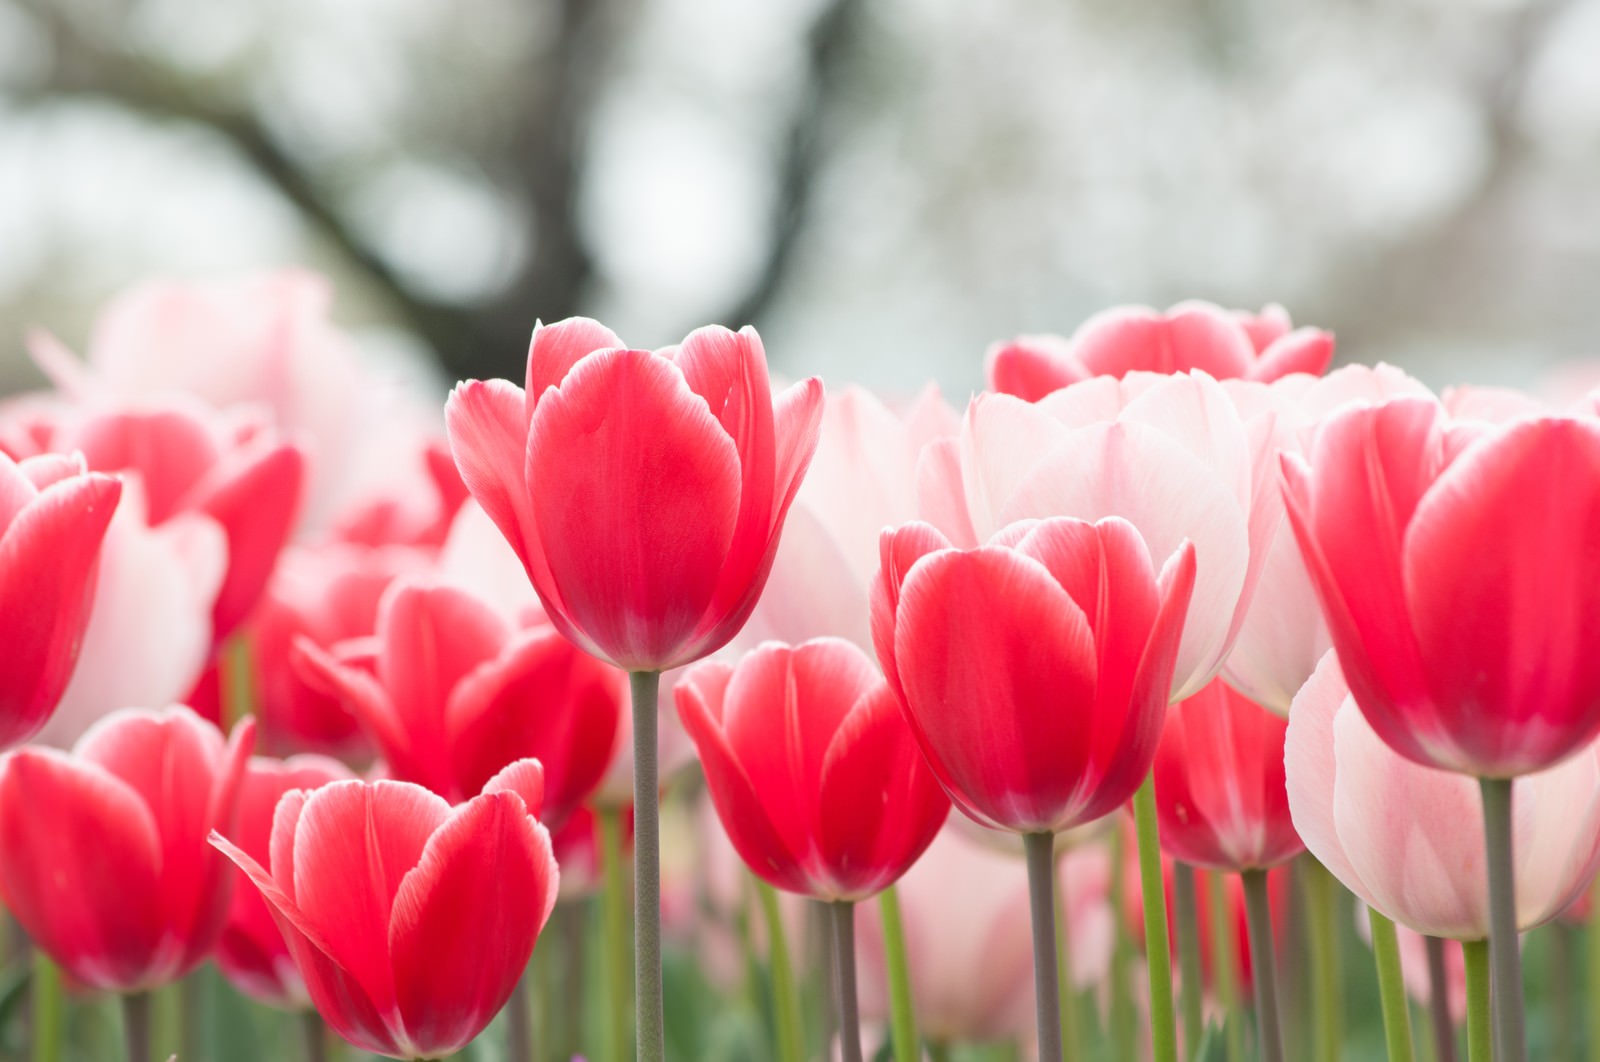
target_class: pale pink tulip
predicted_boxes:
[920,372,1273,698]
[1286,652,1600,939]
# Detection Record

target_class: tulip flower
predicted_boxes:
[987,302,1333,402]
[446,316,824,1061]
[1152,678,1302,873]
[212,759,559,1060]
[872,514,1195,1061]
[0,706,254,990]
[216,754,356,1009]
[0,451,121,748]
[295,578,623,830]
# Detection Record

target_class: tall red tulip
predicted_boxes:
[445,316,824,672]
[294,578,623,829]
[871,516,1195,835]
[0,706,254,990]
[677,638,950,901]
[1281,399,1600,778]
[211,760,559,1060]
[1152,679,1302,872]
[0,452,121,748]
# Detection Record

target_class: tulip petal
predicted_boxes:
[526,348,741,669]
[524,317,624,413]
[72,407,219,523]
[191,440,305,640]
[915,438,978,547]
[1250,328,1334,382]
[480,757,548,820]
[389,794,557,1056]
[1073,305,1255,379]
[1284,653,1365,892]
[0,749,165,989]
[870,522,951,703]
[986,336,1083,401]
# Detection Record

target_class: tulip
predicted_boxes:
[212,760,558,1060]
[1152,678,1302,872]
[987,302,1333,402]
[0,451,121,748]
[872,514,1195,1062]
[215,754,356,1009]
[295,578,623,829]
[0,706,254,990]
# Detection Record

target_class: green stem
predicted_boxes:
[1054,853,1081,1061]
[302,1010,329,1062]
[1173,862,1205,1060]
[31,952,62,1062]
[831,902,863,1062]
[1133,772,1179,1062]
[1302,858,1343,1062]
[1553,924,1576,1062]
[123,992,152,1062]
[877,886,919,1062]
[1370,909,1416,1062]
[1591,875,1600,1062]
[1425,937,1457,1062]
[180,974,204,1062]
[1110,827,1135,1060]
[505,968,533,1062]
[598,804,631,1062]
[630,670,664,1062]
[1478,777,1526,1062]
[1464,939,1491,1062]
[756,880,804,1062]
[222,631,256,725]
[1242,870,1286,1062]
[1206,869,1245,1062]
[1023,832,1064,1062]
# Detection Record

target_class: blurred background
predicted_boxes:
[2,0,1599,399]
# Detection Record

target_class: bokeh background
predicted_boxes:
[3,0,1600,398]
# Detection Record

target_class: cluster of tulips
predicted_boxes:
[2,274,1599,1062]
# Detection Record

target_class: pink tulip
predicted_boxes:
[0,451,121,748]
[871,516,1195,834]
[446,317,824,671]
[1285,653,1600,939]
[212,760,558,1059]
[1152,678,1302,871]
[739,384,958,654]
[920,371,1273,700]
[1282,399,1600,776]
[987,302,1333,402]
[216,754,356,1008]
[677,638,950,901]
[0,707,254,989]
[295,578,623,829]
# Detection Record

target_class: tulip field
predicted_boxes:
[5,278,1600,1062]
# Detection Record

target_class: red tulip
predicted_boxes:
[0,707,254,990]
[871,516,1196,834]
[216,754,356,1008]
[0,452,121,748]
[1152,678,1303,871]
[445,317,824,671]
[988,302,1333,402]
[294,578,623,828]
[57,400,306,642]
[211,760,559,1060]
[677,638,950,900]
[1282,398,1600,776]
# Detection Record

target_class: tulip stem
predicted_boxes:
[1464,938,1491,1062]
[505,969,533,1062]
[1133,772,1179,1062]
[1370,908,1416,1062]
[222,632,256,726]
[629,670,665,1062]
[598,805,632,1062]
[1054,854,1081,1060]
[877,886,920,1062]
[1589,874,1600,1062]
[1425,937,1457,1062]
[756,879,805,1062]
[1207,870,1245,1062]
[1023,831,1064,1062]
[1479,777,1526,1062]
[122,992,152,1062]
[301,1010,329,1062]
[31,952,62,1062]
[830,902,863,1062]
[1302,858,1343,1062]
[1173,862,1205,1060]
[1241,870,1286,1062]
[1109,829,1136,1060]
